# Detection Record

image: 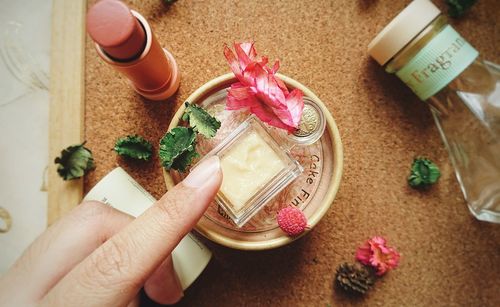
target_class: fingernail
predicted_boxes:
[183,156,220,188]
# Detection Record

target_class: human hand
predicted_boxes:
[0,156,222,306]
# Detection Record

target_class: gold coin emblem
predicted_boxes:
[294,104,319,137]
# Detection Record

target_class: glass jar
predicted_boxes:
[369,0,500,223]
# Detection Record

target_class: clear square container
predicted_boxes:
[201,116,303,227]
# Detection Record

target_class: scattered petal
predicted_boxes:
[356,236,400,276]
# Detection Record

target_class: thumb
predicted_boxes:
[42,156,222,307]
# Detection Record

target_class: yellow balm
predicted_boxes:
[200,116,304,227]
[220,131,286,212]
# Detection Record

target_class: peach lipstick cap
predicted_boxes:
[87,0,180,100]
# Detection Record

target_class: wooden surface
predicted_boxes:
[82,0,500,306]
[48,0,86,225]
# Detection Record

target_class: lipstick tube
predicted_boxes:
[87,0,180,101]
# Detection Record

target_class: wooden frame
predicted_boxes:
[48,0,87,225]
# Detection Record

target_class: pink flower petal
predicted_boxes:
[234,43,254,72]
[272,60,280,74]
[226,83,259,110]
[223,45,242,80]
[285,89,304,127]
[259,56,269,67]
[274,74,289,96]
[355,242,373,265]
[356,236,400,276]
[239,42,257,60]
[250,104,292,131]
[371,236,387,246]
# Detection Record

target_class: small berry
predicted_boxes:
[277,206,308,236]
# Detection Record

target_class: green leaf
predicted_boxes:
[171,147,200,172]
[114,135,153,161]
[446,0,477,18]
[182,102,221,138]
[408,157,441,188]
[54,142,95,180]
[159,127,199,172]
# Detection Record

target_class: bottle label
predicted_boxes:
[396,25,479,101]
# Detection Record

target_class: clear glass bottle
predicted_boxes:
[369,0,500,223]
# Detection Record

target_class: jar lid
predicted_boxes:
[368,0,440,66]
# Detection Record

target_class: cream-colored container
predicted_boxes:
[164,73,343,250]
[202,115,304,227]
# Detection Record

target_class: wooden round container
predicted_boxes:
[163,73,343,250]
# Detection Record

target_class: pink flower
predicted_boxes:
[223,42,304,132]
[356,236,400,276]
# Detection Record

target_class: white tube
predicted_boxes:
[83,167,212,290]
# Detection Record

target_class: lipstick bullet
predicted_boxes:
[87,0,180,100]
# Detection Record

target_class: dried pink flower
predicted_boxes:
[223,42,304,132]
[355,236,400,276]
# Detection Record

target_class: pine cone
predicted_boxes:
[335,262,375,295]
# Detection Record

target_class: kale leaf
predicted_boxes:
[408,157,441,188]
[159,127,199,172]
[182,102,221,138]
[114,135,153,161]
[54,142,95,180]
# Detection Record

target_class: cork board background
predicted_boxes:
[84,0,500,306]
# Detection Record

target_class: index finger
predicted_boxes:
[41,156,222,307]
